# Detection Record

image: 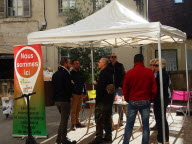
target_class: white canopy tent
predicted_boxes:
[28,0,186,47]
[28,0,188,143]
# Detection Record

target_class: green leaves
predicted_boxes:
[65,8,84,25]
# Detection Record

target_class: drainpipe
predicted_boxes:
[40,0,47,31]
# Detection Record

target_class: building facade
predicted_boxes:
[0,0,138,94]
[0,0,138,72]
[143,0,192,71]
[143,0,192,90]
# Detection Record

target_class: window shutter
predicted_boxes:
[0,0,6,18]
[23,0,31,17]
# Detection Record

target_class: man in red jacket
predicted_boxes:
[122,54,157,144]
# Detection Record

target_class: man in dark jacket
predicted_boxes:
[122,54,157,144]
[108,53,125,125]
[89,58,114,144]
[52,58,76,144]
[108,53,125,89]
[70,60,86,130]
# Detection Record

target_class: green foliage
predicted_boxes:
[60,47,112,83]
[65,8,84,25]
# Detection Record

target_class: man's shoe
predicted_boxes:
[156,141,169,144]
[103,138,112,144]
[88,138,103,144]
[71,124,76,131]
[103,135,112,144]
[150,125,157,131]
[63,138,76,144]
[76,123,86,128]
[119,120,124,126]
[55,139,61,144]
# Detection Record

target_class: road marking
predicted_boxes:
[40,134,57,144]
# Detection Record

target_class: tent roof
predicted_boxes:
[28,0,186,47]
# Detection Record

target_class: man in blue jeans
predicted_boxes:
[122,54,157,144]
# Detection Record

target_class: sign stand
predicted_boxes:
[14,92,37,144]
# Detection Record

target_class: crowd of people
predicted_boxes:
[52,53,170,144]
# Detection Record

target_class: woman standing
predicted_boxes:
[153,59,170,144]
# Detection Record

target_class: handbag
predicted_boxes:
[106,84,115,94]
[106,74,115,94]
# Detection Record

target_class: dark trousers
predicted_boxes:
[154,100,169,143]
[55,102,71,143]
[95,103,113,140]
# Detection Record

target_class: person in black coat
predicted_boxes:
[153,58,170,143]
[108,53,125,89]
[108,53,125,125]
[52,58,76,144]
[89,58,114,144]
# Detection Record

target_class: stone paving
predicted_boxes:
[0,105,192,144]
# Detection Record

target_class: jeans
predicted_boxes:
[123,100,150,144]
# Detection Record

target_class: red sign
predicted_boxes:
[15,49,39,78]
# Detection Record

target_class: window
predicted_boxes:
[7,0,24,16]
[174,0,184,3]
[95,0,110,10]
[58,0,76,15]
[0,55,14,79]
[155,50,178,71]
[0,0,31,18]
[0,0,6,18]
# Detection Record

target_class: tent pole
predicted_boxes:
[115,38,117,48]
[67,48,70,58]
[91,43,95,90]
[185,42,190,115]
[146,0,149,21]
[157,33,166,144]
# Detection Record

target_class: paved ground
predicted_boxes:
[0,104,192,144]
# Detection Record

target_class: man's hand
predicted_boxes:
[93,81,97,85]
[118,87,122,89]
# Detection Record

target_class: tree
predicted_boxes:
[65,8,84,25]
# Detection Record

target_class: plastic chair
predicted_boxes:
[167,90,190,123]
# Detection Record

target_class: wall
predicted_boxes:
[0,0,45,53]
[113,46,140,71]
[148,0,192,38]
[143,39,192,70]
[118,0,138,12]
